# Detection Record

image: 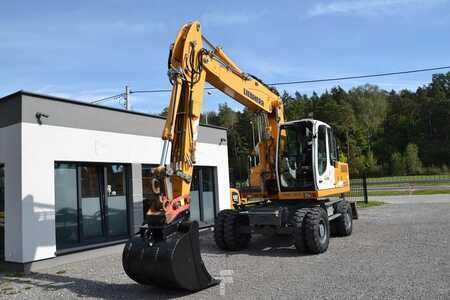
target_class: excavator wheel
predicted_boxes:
[331,201,353,237]
[290,208,309,253]
[303,207,330,254]
[213,209,232,250]
[214,210,251,251]
[122,220,219,291]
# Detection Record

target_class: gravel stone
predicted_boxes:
[1,196,449,299]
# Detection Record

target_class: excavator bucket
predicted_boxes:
[122,220,219,291]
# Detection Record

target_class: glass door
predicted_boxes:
[55,163,79,249]
[189,167,216,225]
[201,167,216,224]
[105,165,128,237]
[189,168,201,222]
[80,166,104,241]
[55,163,130,251]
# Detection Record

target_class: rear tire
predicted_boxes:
[214,210,251,251]
[303,207,330,254]
[332,201,353,237]
[214,210,231,250]
[290,208,309,253]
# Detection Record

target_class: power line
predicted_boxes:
[269,66,450,86]
[130,87,215,94]
[91,92,126,104]
[91,65,450,102]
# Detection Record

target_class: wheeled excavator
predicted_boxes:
[122,21,357,291]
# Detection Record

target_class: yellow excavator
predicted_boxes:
[122,21,356,291]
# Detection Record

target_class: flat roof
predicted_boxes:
[0,90,227,131]
[0,90,227,144]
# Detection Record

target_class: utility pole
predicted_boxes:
[124,85,131,110]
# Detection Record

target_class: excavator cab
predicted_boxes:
[277,119,342,193]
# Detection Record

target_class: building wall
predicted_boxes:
[15,122,229,263]
[0,123,23,263]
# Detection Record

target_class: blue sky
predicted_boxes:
[1,0,450,113]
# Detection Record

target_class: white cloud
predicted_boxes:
[201,9,268,26]
[307,0,447,17]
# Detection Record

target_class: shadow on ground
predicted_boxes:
[199,231,312,258]
[1,272,192,299]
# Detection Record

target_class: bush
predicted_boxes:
[364,151,383,176]
[404,143,423,175]
[390,152,406,176]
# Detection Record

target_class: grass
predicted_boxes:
[357,200,386,208]
[367,174,450,183]
[368,189,450,196]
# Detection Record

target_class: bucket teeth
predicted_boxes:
[122,220,219,291]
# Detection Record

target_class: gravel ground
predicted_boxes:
[372,193,450,204]
[1,197,449,299]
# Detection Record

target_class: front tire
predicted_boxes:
[290,208,309,253]
[303,207,330,254]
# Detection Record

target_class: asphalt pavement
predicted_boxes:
[1,195,449,299]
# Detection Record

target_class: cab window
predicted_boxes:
[317,125,328,175]
[327,127,338,164]
[278,122,314,191]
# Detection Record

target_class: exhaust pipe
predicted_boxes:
[122,220,219,291]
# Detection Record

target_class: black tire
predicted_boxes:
[214,209,232,250]
[290,208,309,253]
[223,210,251,251]
[332,201,353,237]
[303,207,330,254]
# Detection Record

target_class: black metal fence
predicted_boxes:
[345,174,450,203]
[345,175,368,203]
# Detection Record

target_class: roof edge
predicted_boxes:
[0,90,227,131]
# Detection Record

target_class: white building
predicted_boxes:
[0,91,230,270]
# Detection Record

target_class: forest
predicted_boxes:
[163,72,450,183]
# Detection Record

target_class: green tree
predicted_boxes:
[159,106,168,117]
[404,143,423,175]
[390,152,406,176]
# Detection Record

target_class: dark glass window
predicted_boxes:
[327,128,338,164]
[81,166,100,198]
[201,168,215,224]
[106,165,128,236]
[55,164,79,249]
[190,168,201,221]
[55,163,129,251]
[278,122,314,191]
[80,166,103,239]
[318,125,328,175]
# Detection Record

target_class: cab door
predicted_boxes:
[314,123,335,190]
